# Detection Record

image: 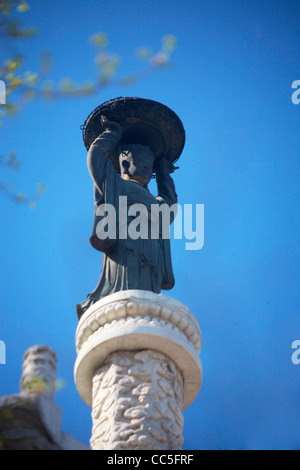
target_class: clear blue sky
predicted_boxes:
[0,0,300,450]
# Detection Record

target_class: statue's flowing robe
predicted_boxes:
[77,127,177,318]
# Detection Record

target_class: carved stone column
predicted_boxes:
[74,290,202,450]
[20,345,57,399]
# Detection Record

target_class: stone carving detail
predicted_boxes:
[90,350,184,450]
[20,345,57,400]
[74,291,203,413]
[76,292,202,354]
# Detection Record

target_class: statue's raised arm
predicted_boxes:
[87,116,123,197]
[156,156,179,208]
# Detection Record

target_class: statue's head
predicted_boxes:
[118,144,154,185]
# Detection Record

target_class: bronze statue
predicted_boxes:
[77,97,185,320]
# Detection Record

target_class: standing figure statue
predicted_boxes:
[77,97,185,320]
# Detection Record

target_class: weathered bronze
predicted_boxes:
[76,97,185,320]
[80,97,185,173]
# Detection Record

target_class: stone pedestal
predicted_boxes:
[74,290,202,450]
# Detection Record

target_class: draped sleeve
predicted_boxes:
[156,167,178,221]
[155,167,177,290]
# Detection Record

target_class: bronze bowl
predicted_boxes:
[81,96,185,174]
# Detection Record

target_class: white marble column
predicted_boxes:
[74,290,202,450]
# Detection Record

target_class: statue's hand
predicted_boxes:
[156,156,179,175]
[100,115,123,137]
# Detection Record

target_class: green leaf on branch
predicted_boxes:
[17,1,30,12]
[89,32,108,49]
[162,34,177,52]
[136,46,153,60]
